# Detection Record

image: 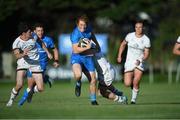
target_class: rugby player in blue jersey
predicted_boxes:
[71,15,98,105]
[32,23,59,86]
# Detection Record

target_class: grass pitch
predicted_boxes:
[0,77,180,119]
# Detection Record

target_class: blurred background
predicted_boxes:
[0,0,180,83]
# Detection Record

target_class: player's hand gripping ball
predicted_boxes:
[78,38,90,48]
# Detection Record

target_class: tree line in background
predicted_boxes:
[0,0,180,68]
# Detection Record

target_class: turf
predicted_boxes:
[0,79,180,119]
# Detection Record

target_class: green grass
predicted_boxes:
[0,79,180,119]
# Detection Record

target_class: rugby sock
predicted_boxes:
[114,95,125,103]
[131,88,139,102]
[33,85,39,93]
[107,84,123,96]
[76,81,81,87]
[10,88,18,100]
[90,93,96,102]
[26,88,31,93]
[114,95,119,102]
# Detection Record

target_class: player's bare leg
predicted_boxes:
[72,64,82,97]
[26,77,36,103]
[99,83,127,104]
[18,77,35,106]
[89,72,98,105]
[124,72,134,87]
[6,70,26,107]
[83,70,98,105]
[131,69,143,104]
[32,73,44,93]
[18,73,43,106]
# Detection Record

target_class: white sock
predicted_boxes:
[33,85,39,93]
[10,88,18,100]
[114,95,125,103]
[114,95,119,102]
[131,88,139,102]
[26,88,31,93]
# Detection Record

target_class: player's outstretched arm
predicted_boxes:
[117,40,127,63]
[173,43,180,55]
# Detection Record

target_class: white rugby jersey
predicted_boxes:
[125,32,151,62]
[177,36,180,43]
[12,36,39,63]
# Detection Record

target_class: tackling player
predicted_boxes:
[81,37,128,104]
[117,20,151,104]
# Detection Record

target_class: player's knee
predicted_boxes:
[100,89,109,98]
[90,79,96,86]
[74,73,82,80]
[37,86,44,92]
[124,81,131,87]
[108,92,115,99]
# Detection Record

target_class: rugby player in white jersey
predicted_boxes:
[6,22,52,107]
[80,34,128,104]
[173,36,180,55]
[117,20,151,104]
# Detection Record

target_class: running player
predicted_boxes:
[70,15,98,105]
[6,22,52,107]
[173,36,180,55]
[18,23,60,105]
[117,20,151,104]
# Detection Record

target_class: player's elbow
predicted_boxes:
[173,50,176,55]
[15,54,22,59]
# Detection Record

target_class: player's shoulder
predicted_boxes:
[43,36,53,41]
[13,36,22,44]
[142,34,150,41]
[12,36,22,49]
[71,27,80,40]
[126,32,135,37]
[128,32,135,35]
[72,27,79,34]
[125,32,135,41]
[85,25,92,33]
[14,36,21,41]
